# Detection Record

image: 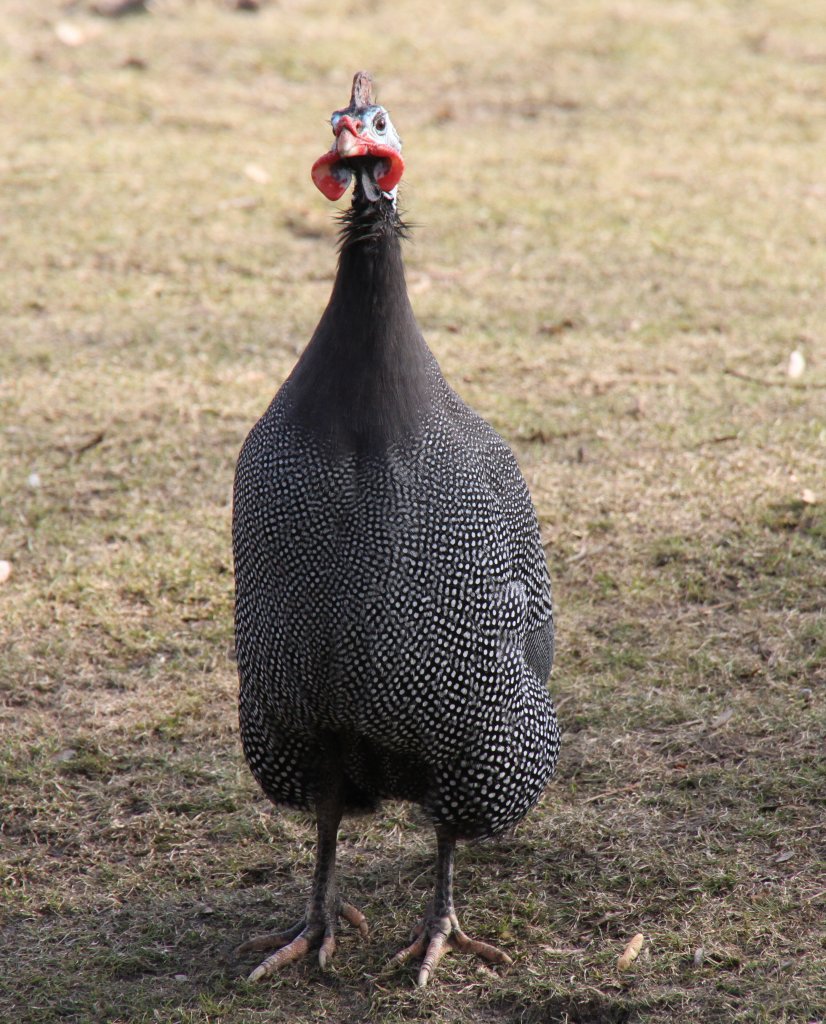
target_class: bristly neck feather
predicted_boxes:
[285,195,434,450]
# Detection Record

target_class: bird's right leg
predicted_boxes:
[236,788,368,981]
[392,827,512,987]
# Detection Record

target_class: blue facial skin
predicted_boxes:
[323,102,404,203]
[330,104,403,157]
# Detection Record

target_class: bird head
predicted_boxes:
[311,71,404,204]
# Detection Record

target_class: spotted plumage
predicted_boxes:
[235,356,558,837]
[232,71,559,986]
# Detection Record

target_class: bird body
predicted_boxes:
[233,72,559,985]
[235,349,556,839]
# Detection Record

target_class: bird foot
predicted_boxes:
[391,910,513,987]
[236,899,368,981]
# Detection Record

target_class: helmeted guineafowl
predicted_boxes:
[232,71,560,987]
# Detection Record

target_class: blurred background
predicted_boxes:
[1,2,824,1022]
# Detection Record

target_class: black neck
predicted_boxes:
[286,196,434,450]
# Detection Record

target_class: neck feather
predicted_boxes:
[286,197,433,449]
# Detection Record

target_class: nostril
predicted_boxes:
[335,116,362,137]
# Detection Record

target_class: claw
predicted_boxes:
[340,900,369,939]
[318,930,336,970]
[391,912,512,986]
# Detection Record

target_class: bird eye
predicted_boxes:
[374,114,387,133]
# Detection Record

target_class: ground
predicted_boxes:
[0,1,824,1022]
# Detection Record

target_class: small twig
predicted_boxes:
[673,718,705,729]
[724,367,826,390]
[582,784,639,804]
[54,431,105,463]
[74,431,105,455]
[690,433,739,449]
[566,542,610,564]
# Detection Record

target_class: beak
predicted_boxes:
[312,114,404,201]
[335,117,370,160]
[336,128,367,159]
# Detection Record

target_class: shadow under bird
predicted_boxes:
[232,70,560,987]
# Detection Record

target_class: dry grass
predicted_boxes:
[1,1,824,1022]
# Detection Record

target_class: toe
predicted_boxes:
[416,928,450,988]
[235,920,305,956]
[339,900,369,939]
[391,931,428,966]
[248,934,312,982]
[450,922,513,966]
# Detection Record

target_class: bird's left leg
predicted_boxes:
[236,788,368,981]
[392,828,513,987]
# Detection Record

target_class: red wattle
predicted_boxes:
[374,150,404,193]
[311,130,405,201]
[311,150,350,201]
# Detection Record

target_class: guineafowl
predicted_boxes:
[232,71,559,987]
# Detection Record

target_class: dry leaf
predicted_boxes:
[0,560,11,584]
[539,318,577,336]
[787,350,805,378]
[54,21,87,47]
[243,162,271,185]
[801,489,816,505]
[617,933,644,971]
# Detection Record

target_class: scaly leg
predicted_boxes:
[236,789,368,981]
[392,828,513,987]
